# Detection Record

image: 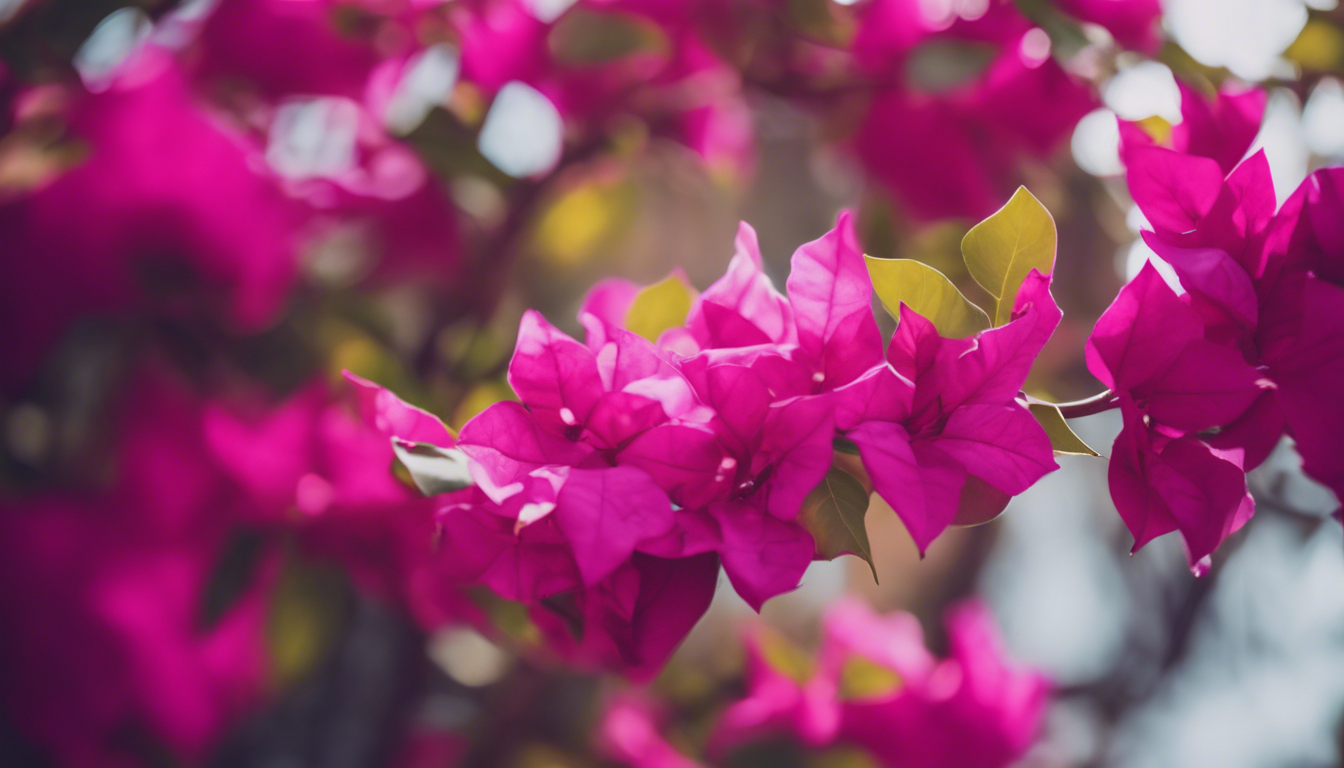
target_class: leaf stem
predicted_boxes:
[1034,390,1120,419]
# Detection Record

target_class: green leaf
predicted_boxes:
[548,9,668,66]
[799,467,877,581]
[624,272,695,342]
[961,186,1057,326]
[391,439,474,496]
[864,256,990,339]
[1029,403,1101,457]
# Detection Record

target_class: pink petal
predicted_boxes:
[1124,144,1225,234]
[1086,261,1203,391]
[456,402,593,504]
[850,421,966,553]
[935,403,1057,495]
[786,211,884,387]
[553,467,676,586]
[618,424,732,510]
[508,310,604,433]
[343,372,453,445]
[710,500,815,611]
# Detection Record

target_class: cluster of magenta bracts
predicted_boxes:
[357,210,1063,677]
[1087,83,1344,571]
[598,599,1049,768]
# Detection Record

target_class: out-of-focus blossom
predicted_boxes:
[849,0,1096,221]
[0,365,461,767]
[0,369,276,768]
[0,63,301,395]
[599,692,705,768]
[1054,0,1163,53]
[709,599,1050,768]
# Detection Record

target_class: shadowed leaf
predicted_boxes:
[391,439,474,496]
[799,466,877,581]
[1029,403,1101,457]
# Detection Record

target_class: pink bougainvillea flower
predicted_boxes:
[1086,263,1266,565]
[0,64,301,395]
[0,369,276,768]
[839,271,1061,552]
[1053,0,1163,52]
[849,0,1096,221]
[712,598,1049,768]
[1120,81,1267,175]
[599,692,705,768]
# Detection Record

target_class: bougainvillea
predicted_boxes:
[597,599,1050,768]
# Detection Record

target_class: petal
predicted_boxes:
[457,401,593,504]
[688,222,795,346]
[1139,339,1263,432]
[343,372,453,446]
[935,403,1057,495]
[508,310,604,433]
[1123,143,1225,234]
[786,211,884,387]
[554,467,676,586]
[849,421,965,553]
[1085,261,1203,391]
[618,424,732,510]
[711,500,815,611]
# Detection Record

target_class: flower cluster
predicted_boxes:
[0,364,455,766]
[1091,82,1344,569]
[598,599,1050,768]
[362,209,1063,676]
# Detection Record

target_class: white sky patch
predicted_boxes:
[1165,0,1308,81]
[477,82,564,178]
[1103,60,1182,122]
[75,7,152,92]
[267,97,361,180]
[1247,88,1309,201]
[524,0,578,22]
[384,43,460,136]
[1303,78,1344,159]
[1072,107,1124,177]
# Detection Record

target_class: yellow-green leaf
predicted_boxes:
[865,256,990,339]
[799,466,877,581]
[624,272,696,342]
[838,657,902,700]
[1029,403,1101,457]
[961,186,1057,326]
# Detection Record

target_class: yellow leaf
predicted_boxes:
[1287,20,1344,72]
[838,657,902,700]
[865,256,990,339]
[624,272,696,342]
[531,178,637,271]
[758,629,815,683]
[961,186,1057,326]
[1029,403,1101,457]
[1135,115,1173,146]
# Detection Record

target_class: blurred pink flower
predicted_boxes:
[0,65,301,395]
[711,598,1050,768]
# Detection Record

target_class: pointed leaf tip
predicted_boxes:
[961,186,1057,326]
[1028,403,1101,457]
[864,256,989,339]
[799,466,878,582]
